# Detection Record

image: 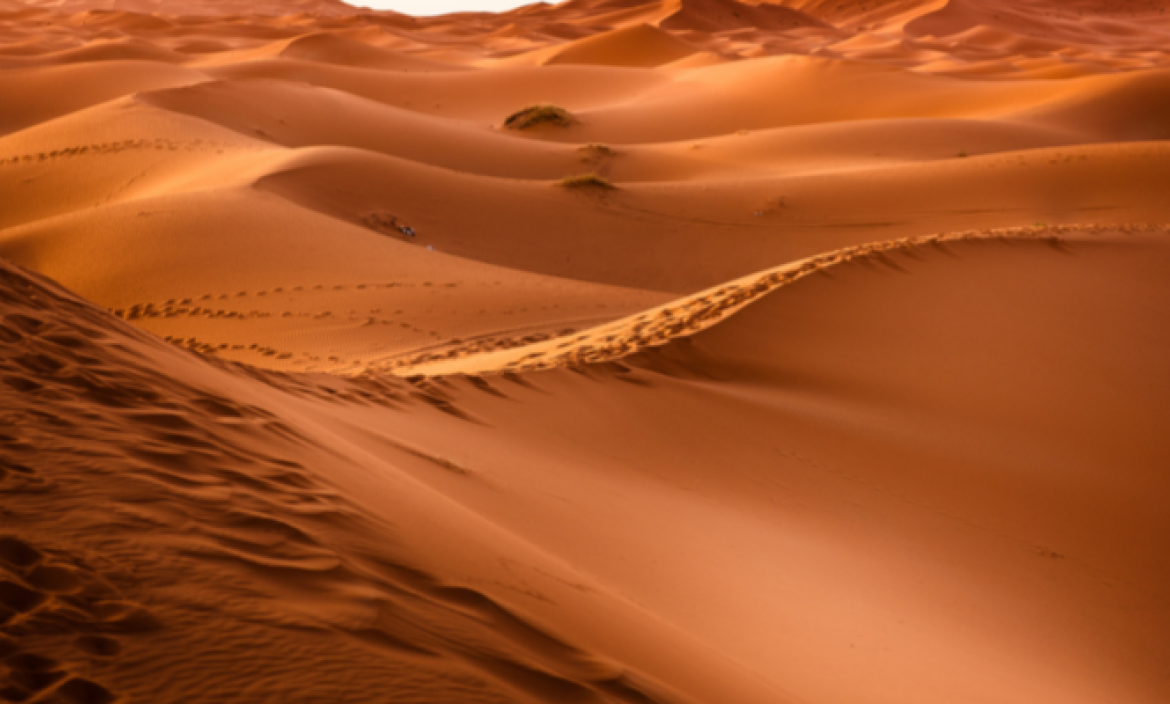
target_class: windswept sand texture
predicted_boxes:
[1,1,1169,703]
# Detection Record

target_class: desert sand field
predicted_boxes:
[1,1,1168,702]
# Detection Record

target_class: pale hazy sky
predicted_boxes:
[351,0,547,16]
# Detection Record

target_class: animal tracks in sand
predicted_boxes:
[379,328,582,372]
[0,534,138,704]
[108,280,464,321]
[0,139,264,167]
[108,279,611,372]
[99,226,1170,380]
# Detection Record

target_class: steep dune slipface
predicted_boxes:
[1,1,1169,703]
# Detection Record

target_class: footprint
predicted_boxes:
[6,653,57,671]
[24,564,82,595]
[49,677,117,704]
[0,580,47,614]
[3,315,45,335]
[73,636,121,658]
[90,601,161,634]
[5,653,66,696]
[0,537,43,571]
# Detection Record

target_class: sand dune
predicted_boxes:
[661,0,834,32]
[0,37,188,67]
[0,60,206,135]
[191,31,467,70]
[504,23,700,68]
[2,1,1168,703]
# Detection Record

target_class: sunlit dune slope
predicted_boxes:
[0,60,204,135]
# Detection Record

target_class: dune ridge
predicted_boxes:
[386,223,1167,377]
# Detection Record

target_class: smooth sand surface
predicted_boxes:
[1,1,1168,703]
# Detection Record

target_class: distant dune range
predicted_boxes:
[1,1,1168,703]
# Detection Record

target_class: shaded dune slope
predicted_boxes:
[0,257,781,704]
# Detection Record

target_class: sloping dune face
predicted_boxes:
[1,1,1169,704]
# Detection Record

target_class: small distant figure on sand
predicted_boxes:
[361,212,417,240]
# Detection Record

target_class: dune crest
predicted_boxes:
[387,224,1167,376]
[660,0,834,32]
[513,23,700,68]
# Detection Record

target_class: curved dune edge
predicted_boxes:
[383,223,1169,379]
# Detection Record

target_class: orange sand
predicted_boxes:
[1,1,1168,703]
